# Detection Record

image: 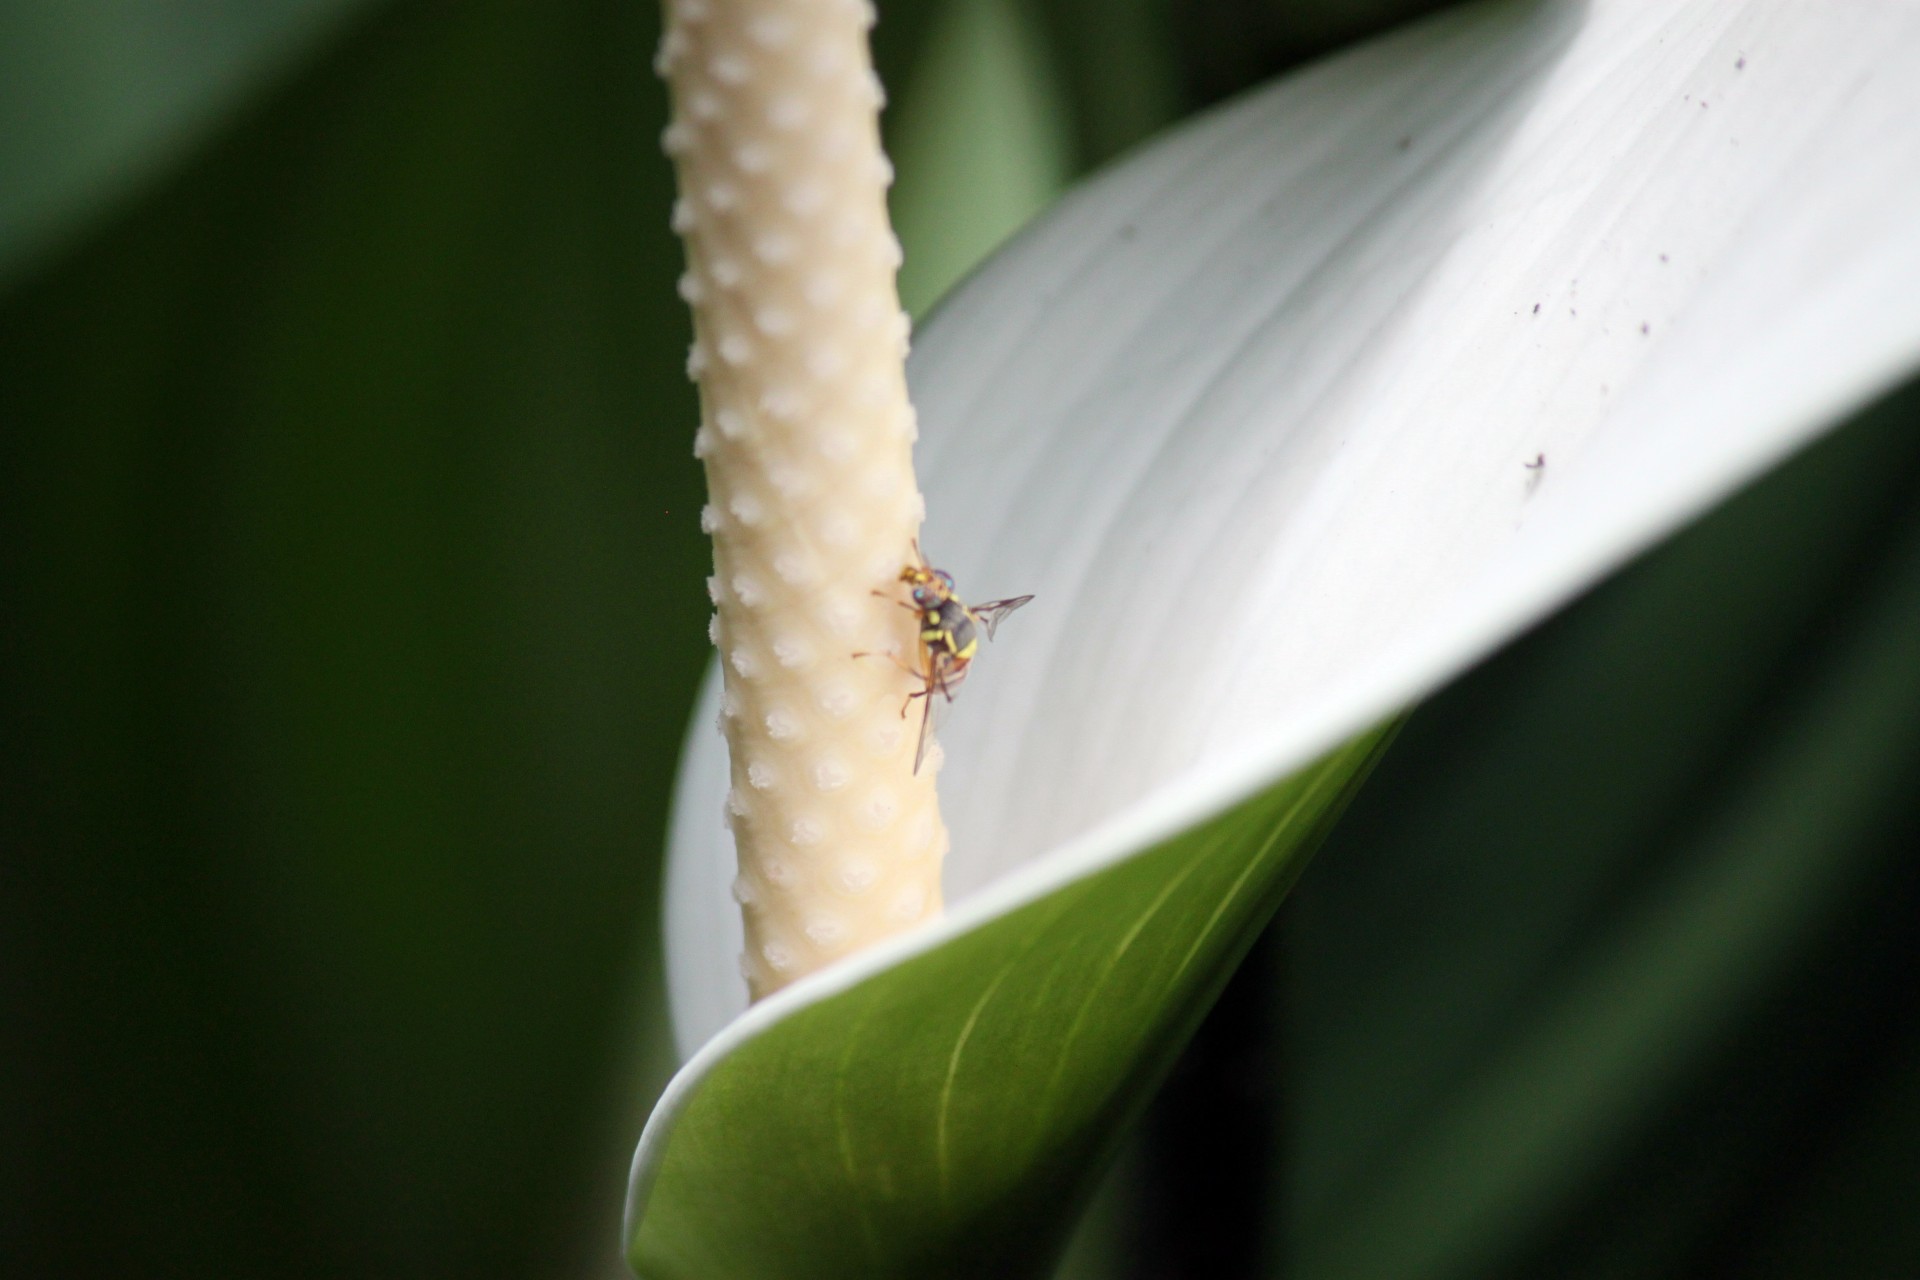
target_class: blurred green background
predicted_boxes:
[7,1,1915,1277]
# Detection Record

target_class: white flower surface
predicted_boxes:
[659,0,1920,1059]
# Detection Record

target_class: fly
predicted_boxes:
[859,542,1033,773]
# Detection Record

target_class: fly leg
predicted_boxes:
[852,649,922,676]
[852,648,933,718]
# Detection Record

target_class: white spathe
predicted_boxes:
[659,0,1920,1060]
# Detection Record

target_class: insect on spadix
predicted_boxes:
[856,541,1033,773]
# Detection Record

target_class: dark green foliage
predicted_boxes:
[1,2,710,1274]
[1283,377,1920,1278]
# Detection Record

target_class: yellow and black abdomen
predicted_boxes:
[919,599,979,689]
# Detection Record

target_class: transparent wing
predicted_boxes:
[912,689,936,774]
[970,594,1034,640]
[911,674,951,775]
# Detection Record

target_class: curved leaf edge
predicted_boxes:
[626,720,1397,1275]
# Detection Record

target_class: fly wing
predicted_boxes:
[911,652,968,773]
[970,594,1035,640]
[911,674,952,774]
[912,690,936,774]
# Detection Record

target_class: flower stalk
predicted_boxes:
[657,0,947,999]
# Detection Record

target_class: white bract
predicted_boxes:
[656,0,1920,1066]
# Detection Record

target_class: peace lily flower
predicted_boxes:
[630,1,1920,1275]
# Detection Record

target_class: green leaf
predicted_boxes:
[630,726,1389,1279]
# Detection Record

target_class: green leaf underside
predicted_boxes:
[630,726,1392,1280]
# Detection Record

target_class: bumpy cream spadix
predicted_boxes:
[657,0,945,999]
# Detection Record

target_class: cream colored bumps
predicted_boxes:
[658,0,947,999]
